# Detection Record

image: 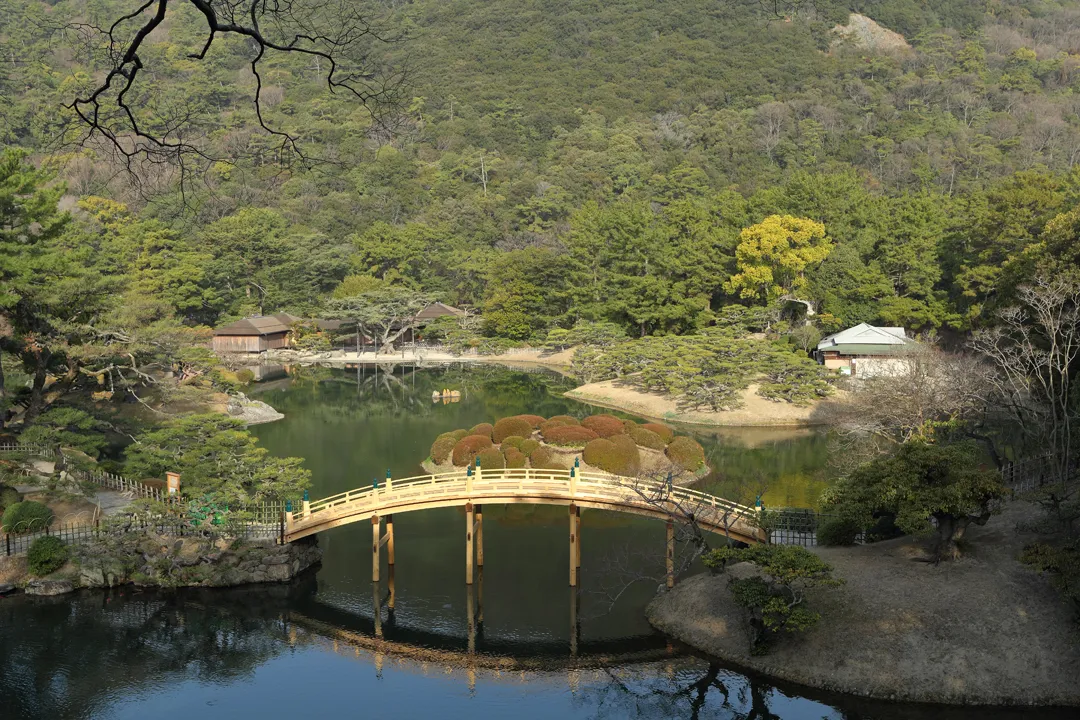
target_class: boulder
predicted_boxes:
[25,579,75,596]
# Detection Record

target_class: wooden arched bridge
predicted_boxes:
[283,464,764,587]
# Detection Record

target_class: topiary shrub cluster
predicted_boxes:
[493,417,534,443]
[580,414,626,438]
[27,535,69,576]
[468,422,494,439]
[583,436,641,475]
[539,415,579,435]
[628,426,666,450]
[431,430,467,464]
[530,446,567,470]
[665,436,706,471]
[542,425,599,447]
[641,423,674,444]
[501,436,526,450]
[502,446,527,468]
[0,484,23,514]
[452,435,494,466]
[817,517,861,547]
[1,500,54,533]
[475,448,506,469]
[519,438,540,457]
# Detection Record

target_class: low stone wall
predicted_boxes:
[8,533,321,596]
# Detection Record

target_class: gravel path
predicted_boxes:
[647,502,1080,706]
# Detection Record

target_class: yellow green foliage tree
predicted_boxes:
[724,215,832,306]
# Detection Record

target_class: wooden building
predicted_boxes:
[211,313,301,354]
[814,322,911,375]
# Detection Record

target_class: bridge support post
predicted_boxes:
[666,520,675,589]
[372,515,381,583]
[574,505,582,570]
[569,503,579,587]
[465,502,475,585]
[386,514,396,611]
[475,504,484,569]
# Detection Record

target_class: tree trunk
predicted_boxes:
[932,513,968,561]
[23,355,49,426]
[0,348,6,431]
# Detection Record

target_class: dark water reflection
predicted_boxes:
[0,365,1067,718]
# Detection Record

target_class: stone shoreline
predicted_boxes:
[0,532,321,597]
[646,503,1080,707]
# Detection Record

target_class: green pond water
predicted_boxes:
[1,364,1064,719]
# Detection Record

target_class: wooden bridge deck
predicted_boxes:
[285,467,764,545]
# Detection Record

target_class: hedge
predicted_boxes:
[547,415,579,426]
[28,535,69,576]
[431,433,460,464]
[493,417,534,443]
[583,437,641,475]
[503,446,527,468]
[628,426,666,450]
[665,436,706,471]
[0,484,22,513]
[641,423,675,444]
[501,436,526,450]
[476,448,506,470]
[1,500,54,533]
[468,423,495,439]
[530,446,567,470]
[542,425,599,447]
[515,414,546,428]
[452,435,494,466]
[817,517,861,547]
[519,439,541,457]
[580,414,626,438]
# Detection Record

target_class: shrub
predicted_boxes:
[1,500,54,533]
[0,485,22,513]
[666,436,706,471]
[476,448,505,469]
[519,439,540,457]
[628,426,666,450]
[501,436,526,450]
[503,447,527,468]
[542,425,599,447]
[583,437,641,475]
[641,423,675,443]
[530,446,567,470]
[448,429,470,442]
[817,517,861,547]
[431,433,460,464]
[622,419,639,429]
[468,423,494,439]
[547,415,579,426]
[27,535,69,576]
[516,414,546,428]
[580,414,626,438]
[451,435,494,466]
[493,417,534,443]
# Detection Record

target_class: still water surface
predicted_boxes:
[0,365,1064,719]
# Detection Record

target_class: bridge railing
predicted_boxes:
[294,467,758,533]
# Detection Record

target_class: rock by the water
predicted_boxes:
[226,392,285,426]
[25,579,75,596]
[0,583,16,596]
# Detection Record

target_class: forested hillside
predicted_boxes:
[3,0,1080,337]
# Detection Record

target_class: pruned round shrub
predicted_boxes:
[503,446,527,468]
[530,446,567,470]
[431,433,460,464]
[665,436,706,471]
[519,438,540,457]
[622,419,639,429]
[27,535,69,576]
[1,500,54,533]
[817,517,861,547]
[468,422,494,439]
[0,485,22,513]
[539,419,572,434]
[501,436,526,450]
[493,417,534,443]
[583,438,641,475]
[547,414,579,426]
[452,435,494,466]
[476,448,505,470]
[516,414,546,428]
[448,429,469,442]
[629,426,666,450]
[542,425,599,447]
[581,414,626,438]
[642,423,675,444]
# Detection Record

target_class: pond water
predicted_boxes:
[0,364,1067,719]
